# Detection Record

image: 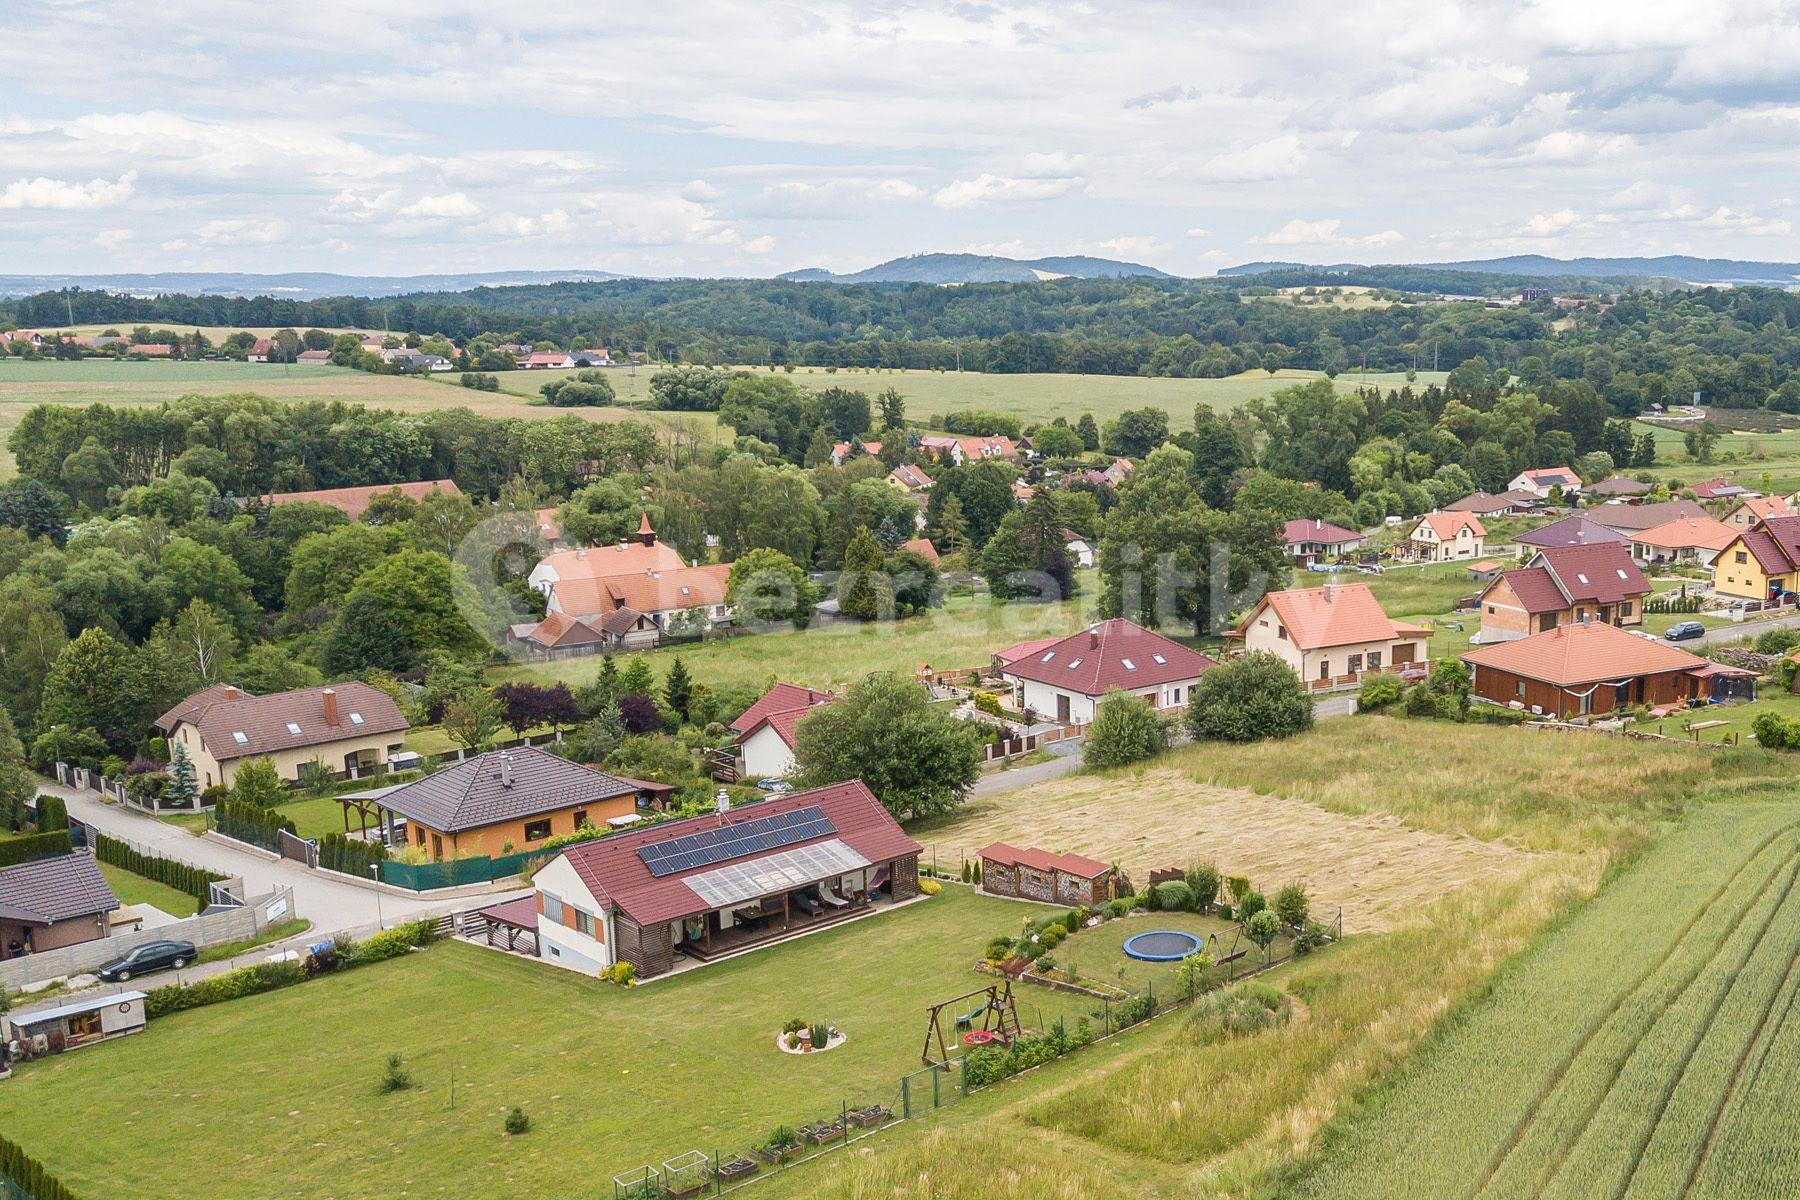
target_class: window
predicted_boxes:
[1515,680,1526,697]
[1486,604,1496,614]
[1040,651,1055,663]
[1621,602,1633,618]
[1278,625,1289,640]
[348,712,365,725]
[285,722,303,736]
[1737,551,1749,564]
[1121,658,1136,671]
[1348,654,1364,673]
[524,819,552,842]
[574,908,596,937]
[1066,658,1082,668]
[1368,651,1382,669]
[232,731,249,745]
[572,810,587,830]
[431,834,443,859]
[542,893,564,924]
[1151,653,1167,664]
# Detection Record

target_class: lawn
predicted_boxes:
[162,793,358,842]
[95,861,200,918]
[0,886,1092,1200]
[1277,800,1800,1200]
[498,587,1096,696]
[1056,909,1292,997]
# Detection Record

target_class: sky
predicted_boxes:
[3,0,1800,279]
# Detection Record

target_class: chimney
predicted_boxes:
[499,752,514,788]
[321,688,339,726]
[223,685,242,701]
[1323,581,1336,603]
[638,512,656,547]
[1089,624,1100,649]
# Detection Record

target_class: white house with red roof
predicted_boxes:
[1507,467,1584,498]
[522,350,576,369]
[528,781,921,978]
[996,619,1216,724]
[725,683,837,780]
[1282,518,1366,565]
[1230,582,1431,691]
[1404,511,1487,562]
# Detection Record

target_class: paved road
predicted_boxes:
[1695,610,1800,647]
[42,780,452,933]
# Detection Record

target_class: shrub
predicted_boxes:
[33,794,67,832]
[1245,909,1281,952]
[600,961,636,986]
[146,960,305,1017]
[1226,875,1252,904]
[1152,880,1195,912]
[1186,651,1314,742]
[971,691,1004,717]
[1084,690,1171,768]
[1239,891,1266,921]
[919,877,942,895]
[1757,627,1800,655]
[349,919,437,966]
[1273,883,1310,928]
[1357,671,1405,710]
[504,1106,530,1135]
[1184,863,1220,910]
[1187,980,1292,1039]
[984,935,1014,961]
[1106,898,1132,918]
[1293,920,1331,956]
[1062,908,1085,934]
[1753,710,1796,750]
[379,1052,414,1093]
[810,1022,831,1048]
[1403,681,1438,717]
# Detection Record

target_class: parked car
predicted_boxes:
[755,779,793,795]
[95,939,196,982]
[1664,621,1706,642]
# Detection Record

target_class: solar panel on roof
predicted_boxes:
[636,804,839,877]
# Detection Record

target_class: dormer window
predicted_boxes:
[286,722,303,736]
[349,712,365,725]
[232,731,249,745]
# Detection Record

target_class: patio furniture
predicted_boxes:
[818,884,849,909]
[792,890,821,915]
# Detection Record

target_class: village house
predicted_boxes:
[1724,495,1795,529]
[1508,467,1584,498]
[1512,514,1631,550]
[346,748,651,861]
[900,536,940,564]
[529,781,921,979]
[155,682,410,789]
[0,852,118,961]
[1711,514,1800,602]
[722,683,838,781]
[544,564,733,635]
[522,350,576,369]
[1404,512,1487,562]
[997,619,1215,725]
[1282,518,1366,566]
[1690,478,1757,502]
[978,844,1116,907]
[1063,529,1095,569]
[886,464,932,493]
[919,435,1017,465]
[246,337,274,362]
[1628,516,1738,568]
[1463,621,1753,717]
[295,349,333,364]
[1229,582,1430,692]
[527,514,689,595]
[1584,476,1655,501]
[1442,490,1540,517]
[257,479,462,521]
[829,440,883,466]
[1473,543,1648,643]
[1585,498,1710,535]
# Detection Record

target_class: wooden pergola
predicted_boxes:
[472,896,539,955]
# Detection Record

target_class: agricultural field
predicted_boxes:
[0,886,1094,1200]
[1633,416,1800,494]
[1279,799,1800,1200]
[501,587,1096,697]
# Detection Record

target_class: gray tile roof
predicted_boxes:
[374,747,640,834]
[0,852,117,924]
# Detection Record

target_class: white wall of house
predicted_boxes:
[533,857,613,977]
[1066,539,1096,568]
[1240,619,1414,682]
[740,725,800,779]
[1006,676,1196,724]
[1411,521,1485,562]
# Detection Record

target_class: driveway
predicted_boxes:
[41,779,455,935]
[1694,610,1800,647]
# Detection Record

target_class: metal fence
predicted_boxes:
[0,886,297,989]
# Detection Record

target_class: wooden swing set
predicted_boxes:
[920,980,1022,1066]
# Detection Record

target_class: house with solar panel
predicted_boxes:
[530,781,922,978]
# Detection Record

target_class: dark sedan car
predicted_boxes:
[1663,621,1706,642]
[95,939,196,982]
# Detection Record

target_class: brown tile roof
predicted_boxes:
[1587,499,1708,533]
[888,464,931,490]
[522,611,606,649]
[536,540,687,581]
[1585,476,1654,497]
[1443,491,1522,514]
[176,681,409,762]
[558,780,921,926]
[730,683,836,735]
[1418,512,1487,540]
[1282,518,1362,546]
[259,479,462,519]
[1691,478,1754,500]
[1532,543,1648,604]
[1514,515,1630,548]
[296,349,332,363]
[0,852,116,924]
[1629,516,1739,552]
[1517,467,1581,488]
[376,747,639,834]
[899,537,940,563]
[154,682,251,733]
[1734,515,1800,574]
[550,564,731,617]
[1487,566,1568,615]
[978,842,1111,878]
[1000,619,1215,696]
[1240,583,1420,651]
[1463,621,1708,687]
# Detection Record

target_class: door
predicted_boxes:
[1056,693,1071,724]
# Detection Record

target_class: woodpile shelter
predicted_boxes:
[530,781,921,979]
[978,843,1115,907]
[1462,620,1753,718]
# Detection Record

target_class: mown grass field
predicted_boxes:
[1279,799,1800,1200]
[501,588,1097,696]
[0,886,1090,1200]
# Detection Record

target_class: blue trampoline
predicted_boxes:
[1122,930,1203,962]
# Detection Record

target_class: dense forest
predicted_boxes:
[10,280,1800,408]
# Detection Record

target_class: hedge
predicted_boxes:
[33,795,66,832]
[319,831,386,877]
[213,799,295,851]
[0,1130,81,1200]
[0,829,72,868]
[142,918,439,1019]
[92,834,227,907]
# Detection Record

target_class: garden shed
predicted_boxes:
[978,843,1115,907]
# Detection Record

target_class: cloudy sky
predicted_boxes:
[4,0,1799,278]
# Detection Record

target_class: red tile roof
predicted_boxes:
[978,842,1111,879]
[1463,621,1708,687]
[730,683,836,735]
[1629,516,1738,552]
[1531,543,1648,604]
[999,619,1215,696]
[536,540,688,581]
[522,610,606,649]
[550,564,731,617]
[1238,583,1424,651]
[260,479,462,519]
[1734,515,1800,574]
[1489,566,1568,615]
[1417,512,1486,540]
[1282,518,1362,546]
[1732,496,1795,524]
[992,635,1065,666]
[900,537,940,563]
[559,781,921,926]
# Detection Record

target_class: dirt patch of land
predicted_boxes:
[917,768,1535,933]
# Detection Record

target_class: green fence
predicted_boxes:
[376,850,540,891]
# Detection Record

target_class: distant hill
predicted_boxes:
[779,252,1173,284]
[0,269,632,301]
[1221,255,1800,287]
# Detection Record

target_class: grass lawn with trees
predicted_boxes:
[0,886,1092,1200]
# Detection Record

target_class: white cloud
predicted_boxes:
[93,227,132,250]
[1198,136,1306,182]
[934,173,1076,209]
[1516,208,1584,237]
[1530,130,1634,161]
[396,192,482,220]
[0,170,136,210]
[1185,227,1211,238]
[1255,218,1403,248]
